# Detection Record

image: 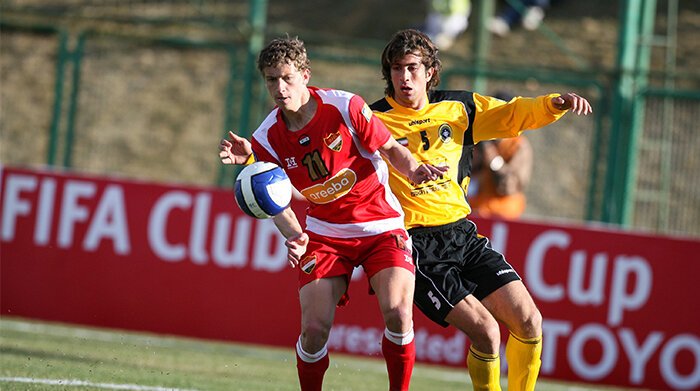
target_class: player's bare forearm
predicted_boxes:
[273,207,303,239]
[379,139,417,176]
[379,138,448,183]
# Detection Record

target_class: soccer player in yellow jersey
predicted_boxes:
[370,29,592,390]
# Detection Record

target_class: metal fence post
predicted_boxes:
[602,0,655,226]
[47,30,69,166]
[62,32,87,168]
[238,0,268,140]
[471,0,495,92]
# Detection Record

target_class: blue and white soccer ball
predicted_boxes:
[234,161,293,219]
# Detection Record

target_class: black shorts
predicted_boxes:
[408,218,521,327]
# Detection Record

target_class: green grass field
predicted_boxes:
[0,317,631,390]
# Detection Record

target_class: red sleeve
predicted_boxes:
[348,94,391,153]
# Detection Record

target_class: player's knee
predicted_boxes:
[382,304,413,332]
[470,317,501,354]
[516,307,542,338]
[301,319,332,351]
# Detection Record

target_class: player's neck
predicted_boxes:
[282,91,317,132]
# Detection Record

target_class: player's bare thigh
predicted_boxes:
[369,266,415,333]
[480,280,542,338]
[298,276,348,351]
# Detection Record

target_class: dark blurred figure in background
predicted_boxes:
[425,0,563,46]
[489,0,559,37]
[469,91,533,219]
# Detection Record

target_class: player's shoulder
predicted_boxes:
[314,87,373,119]
[314,86,357,102]
[429,90,475,105]
[369,97,391,113]
[254,107,280,128]
[251,108,283,140]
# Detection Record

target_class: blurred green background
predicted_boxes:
[1,0,699,237]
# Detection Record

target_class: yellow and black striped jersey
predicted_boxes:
[370,90,567,229]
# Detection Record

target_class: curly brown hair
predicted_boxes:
[257,36,311,74]
[381,29,442,97]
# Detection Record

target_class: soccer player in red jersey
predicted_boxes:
[219,36,447,391]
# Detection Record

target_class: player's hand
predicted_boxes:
[219,131,253,165]
[285,232,309,268]
[552,93,593,115]
[409,163,449,184]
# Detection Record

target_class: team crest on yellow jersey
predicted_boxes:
[301,255,317,274]
[439,124,453,143]
[324,131,343,152]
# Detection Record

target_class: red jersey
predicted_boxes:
[251,87,405,239]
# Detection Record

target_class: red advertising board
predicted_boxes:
[1,166,698,389]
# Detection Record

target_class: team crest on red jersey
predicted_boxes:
[323,131,343,152]
[301,255,317,274]
[391,233,408,250]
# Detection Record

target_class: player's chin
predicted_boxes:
[399,91,420,105]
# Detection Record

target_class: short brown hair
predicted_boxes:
[257,36,311,74]
[381,29,442,97]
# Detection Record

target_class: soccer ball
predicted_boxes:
[234,161,293,219]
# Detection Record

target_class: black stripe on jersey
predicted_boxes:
[428,90,477,191]
[369,98,392,112]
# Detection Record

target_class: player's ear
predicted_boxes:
[425,66,435,83]
[302,68,311,85]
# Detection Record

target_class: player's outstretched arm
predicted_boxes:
[551,93,593,115]
[379,138,449,184]
[219,130,254,165]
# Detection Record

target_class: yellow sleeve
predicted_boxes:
[244,154,255,165]
[472,93,567,143]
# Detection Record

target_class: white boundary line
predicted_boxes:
[0,377,199,391]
